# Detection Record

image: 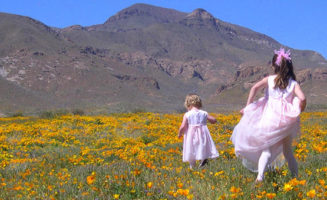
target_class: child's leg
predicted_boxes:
[189,160,196,169]
[199,159,208,168]
[282,136,298,177]
[257,149,271,181]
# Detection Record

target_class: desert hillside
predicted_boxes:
[0,4,326,114]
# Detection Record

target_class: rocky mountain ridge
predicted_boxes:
[0,3,326,114]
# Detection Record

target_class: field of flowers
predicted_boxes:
[0,112,326,199]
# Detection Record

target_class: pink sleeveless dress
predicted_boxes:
[183,109,219,162]
[231,75,301,171]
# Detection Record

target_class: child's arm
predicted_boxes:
[294,83,306,112]
[178,114,188,138]
[241,77,268,114]
[207,115,217,124]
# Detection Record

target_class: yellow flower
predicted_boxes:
[183,189,190,196]
[147,182,153,189]
[113,194,120,199]
[230,186,241,193]
[297,192,303,198]
[173,192,178,197]
[307,189,316,198]
[282,170,288,176]
[266,193,276,199]
[133,169,141,176]
[177,189,189,196]
[47,185,53,191]
[218,194,226,200]
[319,179,325,186]
[283,183,293,192]
[86,172,96,185]
[214,171,224,176]
[306,169,312,175]
[299,180,306,185]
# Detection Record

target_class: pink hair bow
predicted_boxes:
[274,48,291,66]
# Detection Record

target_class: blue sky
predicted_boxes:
[1,0,326,59]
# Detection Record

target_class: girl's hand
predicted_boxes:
[207,115,217,124]
[294,83,306,112]
[240,108,245,115]
[178,114,188,138]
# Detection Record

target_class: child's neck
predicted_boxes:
[189,106,199,111]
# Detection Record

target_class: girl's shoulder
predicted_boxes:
[184,110,192,117]
[199,109,208,115]
[267,75,297,87]
[195,109,208,117]
[185,109,207,116]
[288,79,298,90]
[290,79,298,85]
[268,74,277,82]
[266,75,276,88]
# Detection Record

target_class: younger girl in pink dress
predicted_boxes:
[231,48,306,182]
[178,94,219,169]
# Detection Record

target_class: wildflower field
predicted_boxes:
[0,112,326,199]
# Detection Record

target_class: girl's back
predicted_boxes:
[185,109,207,126]
[267,75,297,102]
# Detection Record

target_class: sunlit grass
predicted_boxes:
[0,112,326,199]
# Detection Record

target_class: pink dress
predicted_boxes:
[183,109,219,162]
[231,75,301,171]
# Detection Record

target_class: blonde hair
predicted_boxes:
[184,94,202,109]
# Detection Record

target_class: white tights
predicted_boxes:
[256,136,298,181]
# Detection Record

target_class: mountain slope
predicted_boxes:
[0,3,326,114]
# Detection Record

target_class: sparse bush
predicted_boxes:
[10,112,24,117]
[306,104,327,111]
[39,109,69,118]
[72,109,85,116]
[39,111,56,118]
[131,108,147,113]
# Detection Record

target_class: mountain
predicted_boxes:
[0,4,326,114]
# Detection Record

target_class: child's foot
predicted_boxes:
[199,159,208,168]
[255,175,264,183]
[189,161,196,170]
[255,178,263,183]
[252,179,263,189]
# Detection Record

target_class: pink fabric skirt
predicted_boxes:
[231,97,301,171]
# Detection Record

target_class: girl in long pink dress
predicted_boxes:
[178,94,219,169]
[231,48,306,182]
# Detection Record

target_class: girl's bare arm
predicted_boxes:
[246,77,269,106]
[207,115,217,124]
[178,115,188,138]
[294,83,306,112]
[240,77,268,114]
